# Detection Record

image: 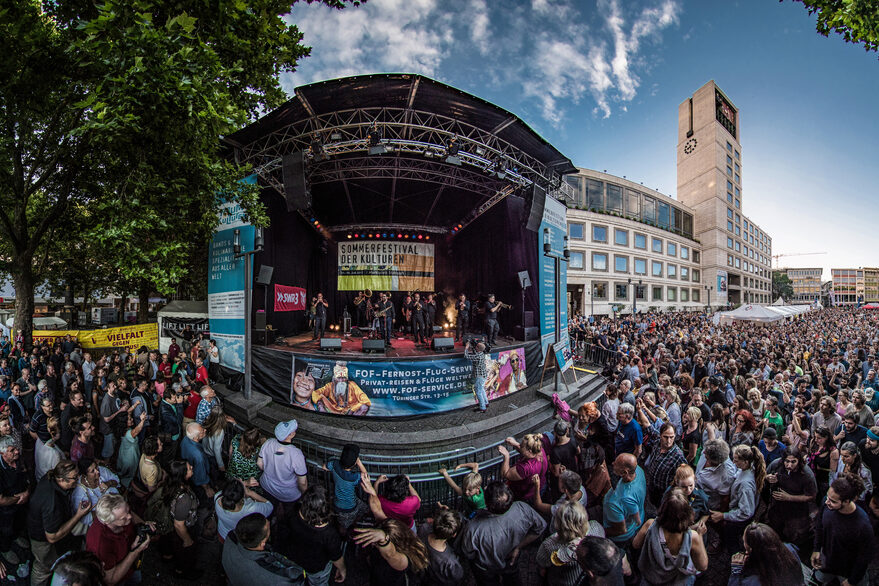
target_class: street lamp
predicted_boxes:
[704,284,713,313]
[543,227,570,394]
[628,278,643,315]
[234,226,264,400]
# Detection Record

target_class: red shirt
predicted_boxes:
[168,343,180,362]
[196,365,209,385]
[158,361,172,381]
[378,495,421,529]
[183,389,201,419]
[86,520,135,583]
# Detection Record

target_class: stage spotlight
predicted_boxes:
[404,234,410,239]
[367,233,373,238]
[457,224,463,229]
[330,131,342,141]
[347,234,352,239]
[417,234,423,240]
[354,233,359,238]
[425,235,430,240]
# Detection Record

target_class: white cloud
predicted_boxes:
[282,0,680,125]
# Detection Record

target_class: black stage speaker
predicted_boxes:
[319,338,342,351]
[282,152,310,211]
[524,183,546,232]
[431,337,455,352]
[362,339,386,353]
[524,311,535,328]
[254,311,266,331]
[518,270,532,289]
[513,326,540,341]
[256,265,274,286]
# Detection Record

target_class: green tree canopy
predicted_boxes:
[785,0,879,55]
[772,271,796,301]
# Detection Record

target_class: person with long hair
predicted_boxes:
[353,518,429,585]
[202,405,228,477]
[226,427,264,488]
[282,485,347,585]
[765,447,816,544]
[808,425,839,503]
[681,407,702,465]
[670,464,710,532]
[831,441,873,503]
[35,415,63,482]
[157,460,202,581]
[633,488,708,585]
[710,444,765,554]
[728,523,804,586]
[705,402,729,444]
[499,433,548,502]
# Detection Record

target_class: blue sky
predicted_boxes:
[281,0,879,278]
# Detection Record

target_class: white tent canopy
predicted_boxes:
[157,300,208,352]
[5,316,69,330]
[713,303,814,325]
[772,297,786,306]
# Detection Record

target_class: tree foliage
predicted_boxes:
[785,0,879,55]
[772,271,796,301]
[0,0,361,347]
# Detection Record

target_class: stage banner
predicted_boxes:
[285,346,528,416]
[337,241,434,292]
[160,317,210,339]
[553,339,574,374]
[716,269,728,305]
[32,323,159,352]
[274,284,306,312]
[207,175,256,372]
[538,195,569,365]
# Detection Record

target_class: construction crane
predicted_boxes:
[772,252,827,269]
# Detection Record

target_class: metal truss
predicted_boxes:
[329,223,448,234]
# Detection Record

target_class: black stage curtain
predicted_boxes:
[252,190,540,340]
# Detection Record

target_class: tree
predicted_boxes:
[785,0,879,55]
[772,271,795,301]
[1,0,361,347]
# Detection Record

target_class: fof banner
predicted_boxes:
[337,241,434,292]
[207,175,256,373]
[274,284,306,312]
[32,323,159,352]
[538,195,569,364]
[286,346,528,416]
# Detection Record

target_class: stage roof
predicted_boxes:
[224,73,577,232]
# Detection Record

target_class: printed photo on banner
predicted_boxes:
[290,358,371,415]
[486,347,527,400]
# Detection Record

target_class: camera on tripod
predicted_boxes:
[464,335,490,352]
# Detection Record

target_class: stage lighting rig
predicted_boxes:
[367,122,387,155]
[445,136,461,165]
[309,133,328,162]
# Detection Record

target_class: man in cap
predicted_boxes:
[324,443,369,532]
[258,419,308,511]
[312,362,371,416]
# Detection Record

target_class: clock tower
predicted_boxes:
[676,81,772,308]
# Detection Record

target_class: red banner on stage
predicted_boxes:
[274,284,306,312]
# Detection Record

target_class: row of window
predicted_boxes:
[590,282,703,303]
[725,236,769,266]
[569,224,699,262]
[572,252,701,281]
[726,254,770,279]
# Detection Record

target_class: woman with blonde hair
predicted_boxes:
[681,406,702,465]
[537,501,604,585]
[353,518,429,584]
[499,433,548,502]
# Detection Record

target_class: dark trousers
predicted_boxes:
[472,562,521,586]
[485,319,499,345]
[383,317,393,344]
[413,317,426,343]
[456,315,469,341]
[313,316,326,339]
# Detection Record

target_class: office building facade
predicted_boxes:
[778,267,823,304]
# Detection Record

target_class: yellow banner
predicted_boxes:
[32,323,159,352]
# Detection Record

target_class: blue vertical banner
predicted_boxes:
[538,195,569,365]
[207,175,256,372]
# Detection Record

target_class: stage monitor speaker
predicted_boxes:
[319,337,342,352]
[524,183,546,232]
[254,311,266,331]
[513,326,540,341]
[256,265,274,285]
[362,339,386,354]
[524,310,535,328]
[518,270,532,289]
[282,152,310,211]
[431,337,455,352]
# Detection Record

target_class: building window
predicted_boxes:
[692,269,700,283]
[593,282,608,300]
[592,225,607,242]
[735,257,741,268]
[626,190,641,218]
[652,261,663,277]
[681,288,689,302]
[615,283,628,300]
[735,214,740,224]
[635,285,646,300]
[634,258,647,275]
[734,163,740,173]
[735,173,740,184]
[728,255,733,266]
[668,242,677,257]
[693,251,700,263]
[727,180,733,191]
[657,202,670,229]
[681,246,689,260]
[727,192,733,203]
[735,241,740,252]
[652,238,663,253]
[634,233,647,249]
[735,225,741,236]
[735,150,740,160]
[727,166,733,176]
[642,196,655,224]
[727,237,733,249]
[727,155,733,165]
[667,264,677,279]
[668,287,677,302]
[692,289,701,302]
[681,266,689,281]
[592,253,608,271]
[614,256,628,273]
[570,252,584,269]
[727,141,732,151]
[586,179,604,209]
[568,223,584,239]
[652,286,663,301]
[735,199,740,209]
[727,220,734,231]
[727,208,734,219]
[614,228,628,246]
[735,186,740,196]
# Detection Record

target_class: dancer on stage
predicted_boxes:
[378,292,395,346]
[312,293,328,340]
[455,293,470,342]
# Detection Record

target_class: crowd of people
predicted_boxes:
[1,306,879,585]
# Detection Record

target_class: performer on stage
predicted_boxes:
[353,291,368,327]
[312,293,328,340]
[455,293,470,342]
[378,292,395,346]
[401,293,413,333]
[484,293,501,347]
[411,293,426,345]
[425,294,437,340]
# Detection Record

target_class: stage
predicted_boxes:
[274,330,514,358]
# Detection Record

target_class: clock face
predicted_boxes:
[684,137,698,155]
